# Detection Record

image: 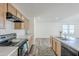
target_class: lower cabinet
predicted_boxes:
[55,40,61,56]
[52,39,56,52]
[28,35,33,53]
[52,37,61,56]
[50,36,53,48]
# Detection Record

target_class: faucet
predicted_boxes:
[59,31,62,38]
[63,33,67,39]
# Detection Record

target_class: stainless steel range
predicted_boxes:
[0,33,28,56]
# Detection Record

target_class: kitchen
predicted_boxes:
[0,3,79,56]
[0,3,34,56]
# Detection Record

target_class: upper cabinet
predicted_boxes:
[22,16,29,30]
[0,3,7,29]
[14,22,22,29]
[25,19,29,30]
[16,11,22,19]
[0,3,29,29]
[7,3,17,16]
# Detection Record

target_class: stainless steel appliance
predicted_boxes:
[18,40,28,56]
[0,33,28,56]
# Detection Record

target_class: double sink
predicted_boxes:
[57,37,69,40]
[57,36,76,41]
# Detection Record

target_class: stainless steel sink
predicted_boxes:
[61,38,68,40]
[57,37,69,40]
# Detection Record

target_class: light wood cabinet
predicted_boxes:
[52,39,56,52]
[7,3,16,16]
[14,16,29,29]
[0,3,7,29]
[14,22,26,29]
[55,39,61,56]
[24,19,29,30]
[16,11,22,19]
[7,3,29,30]
[0,3,29,30]
[21,23,25,29]
[52,37,61,56]
[22,16,29,30]
[50,36,53,48]
[14,22,22,29]
[28,35,33,52]
[21,16,25,29]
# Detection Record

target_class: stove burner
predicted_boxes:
[0,41,12,46]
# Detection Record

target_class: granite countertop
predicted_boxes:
[55,37,79,52]
[0,47,18,56]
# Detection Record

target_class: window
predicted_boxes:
[62,25,74,35]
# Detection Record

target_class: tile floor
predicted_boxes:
[29,38,55,56]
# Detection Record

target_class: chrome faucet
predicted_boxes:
[63,33,67,39]
[59,31,62,37]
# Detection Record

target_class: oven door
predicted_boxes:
[22,42,28,56]
[18,41,28,56]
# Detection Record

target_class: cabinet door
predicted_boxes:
[28,35,33,52]
[21,23,25,29]
[53,39,56,52]
[25,19,29,30]
[21,16,25,29]
[17,11,22,19]
[22,16,29,30]
[50,36,53,48]
[7,3,16,16]
[0,3,6,29]
[14,22,25,29]
[56,40,61,56]
[14,22,22,29]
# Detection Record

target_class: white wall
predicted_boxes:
[35,22,52,38]
[34,16,79,38]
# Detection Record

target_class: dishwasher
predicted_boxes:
[61,43,79,56]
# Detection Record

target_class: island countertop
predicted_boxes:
[55,37,79,52]
[0,47,18,56]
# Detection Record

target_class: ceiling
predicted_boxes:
[12,3,79,22]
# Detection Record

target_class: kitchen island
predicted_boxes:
[56,37,79,52]
[50,36,79,56]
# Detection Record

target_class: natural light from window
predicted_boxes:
[62,24,74,38]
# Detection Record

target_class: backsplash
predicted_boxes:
[14,30,26,38]
[0,20,14,35]
[0,20,26,38]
